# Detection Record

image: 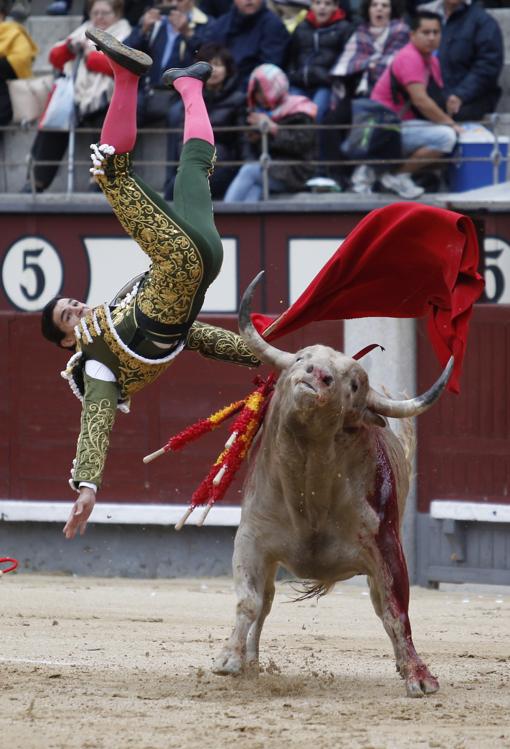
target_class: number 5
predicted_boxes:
[481,241,509,304]
[20,248,45,301]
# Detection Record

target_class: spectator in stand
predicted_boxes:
[270,0,352,33]
[200,0,290,90]
[22,0,131,192]
[269,0,310,34]
[331,0,409,96]
[328,0,409,192]
[370,9,460,198]
[224,63,317,201]
[164,42,246,200]
[286,0,352,123]
[0,0,37,124]
[419,0,503,121]
[123,0,210,125]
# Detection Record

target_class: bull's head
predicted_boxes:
[239,272,453,425]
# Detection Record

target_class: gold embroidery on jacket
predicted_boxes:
[95,305,172,397]
[74,398,115,484]
[187,322,260,367]
[98,151,203,325]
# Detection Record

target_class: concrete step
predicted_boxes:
[0,126,168,194]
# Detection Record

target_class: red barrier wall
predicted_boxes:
[0,312,342,504]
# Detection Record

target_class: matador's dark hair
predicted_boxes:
[41,295,73,348]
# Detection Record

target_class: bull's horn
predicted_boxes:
[239,271,294,370]
[367,356,454,418]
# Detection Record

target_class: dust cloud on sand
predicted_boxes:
[0,575,508,749]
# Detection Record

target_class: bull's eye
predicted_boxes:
[296,356,303,362]
[351,380,358,392]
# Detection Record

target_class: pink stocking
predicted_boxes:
[173,77,214,146]
[100,60,139,154]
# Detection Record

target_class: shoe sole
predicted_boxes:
[85,28,152,76]
[162,62,213,89]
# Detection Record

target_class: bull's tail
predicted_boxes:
[287,579,335,602]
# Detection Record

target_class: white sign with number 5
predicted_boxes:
[1,236,63,311]
[483,237,510,304]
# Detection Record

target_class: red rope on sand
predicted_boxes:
[0,557,18,575]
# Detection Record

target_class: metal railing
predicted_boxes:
[3,113,508,201]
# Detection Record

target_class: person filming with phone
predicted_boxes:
[123,0,210,125]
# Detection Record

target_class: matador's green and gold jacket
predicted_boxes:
[61,275,259,491]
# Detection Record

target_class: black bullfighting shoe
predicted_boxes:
[85,28,152,76]
[162,62,213,90]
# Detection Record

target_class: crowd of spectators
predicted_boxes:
[4,0,507,199]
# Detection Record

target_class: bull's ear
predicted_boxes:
[362,408,387,428]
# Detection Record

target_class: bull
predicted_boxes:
[213,272,453,698]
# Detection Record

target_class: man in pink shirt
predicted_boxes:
[370,10,461,198]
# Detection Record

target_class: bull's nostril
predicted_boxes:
[323,375,333,386]
[306,365,313,374]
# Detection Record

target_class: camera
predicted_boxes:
[154,3,178,11]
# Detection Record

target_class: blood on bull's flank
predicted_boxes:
[213,272,453,698]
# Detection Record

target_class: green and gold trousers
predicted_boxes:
[96,138,223,347]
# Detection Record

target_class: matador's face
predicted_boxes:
[53,298,92,347]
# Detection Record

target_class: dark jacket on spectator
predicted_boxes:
[422,0,503,115]
[245,111,316,189]
[205,74,246,153]
[286,10,352,91]
[124,7,210,85]
[200,3,290,89]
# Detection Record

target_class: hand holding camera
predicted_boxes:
[141,6,161,33]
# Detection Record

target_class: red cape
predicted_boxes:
[252,202,484,394]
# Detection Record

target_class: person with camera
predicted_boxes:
[200,0,290,91]
[123,0,210,125]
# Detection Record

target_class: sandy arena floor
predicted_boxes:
[0,574,508,749]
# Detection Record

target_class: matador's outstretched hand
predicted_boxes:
[63,487,96,539]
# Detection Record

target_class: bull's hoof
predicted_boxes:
[245,658,261,675]
[405,671,439,698]
[212,649,243,676]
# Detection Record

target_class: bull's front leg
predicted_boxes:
[365,530,439,698]
[245,561,278,666]
[213,528,274,676]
